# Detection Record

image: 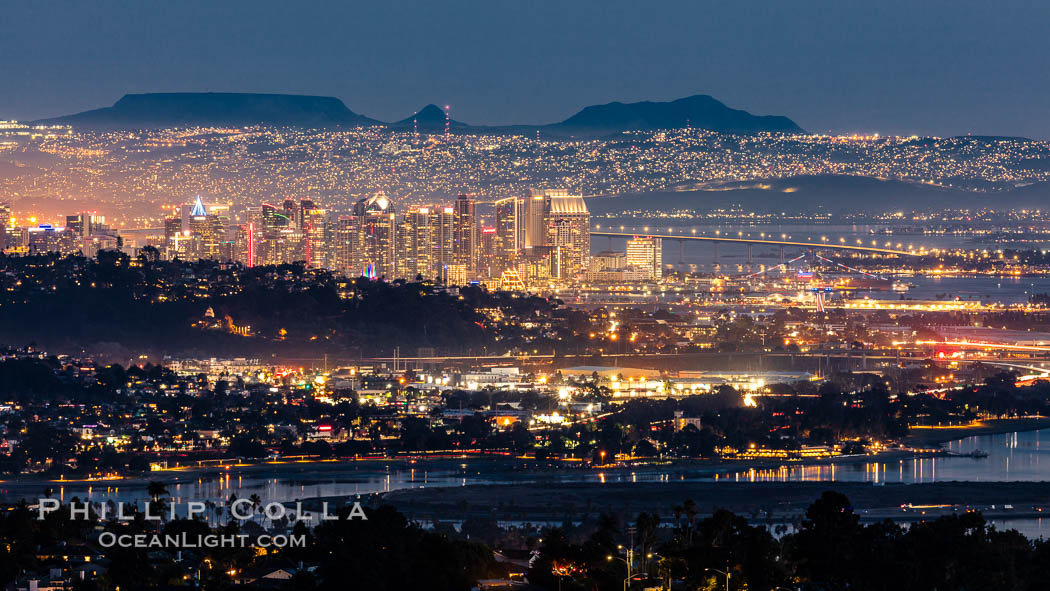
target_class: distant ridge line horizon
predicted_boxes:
[32,91,807,136]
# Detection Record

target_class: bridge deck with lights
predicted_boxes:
[590,231,919,256]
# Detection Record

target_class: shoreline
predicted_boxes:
[904,416,1050,447]
[2,417,1045,495]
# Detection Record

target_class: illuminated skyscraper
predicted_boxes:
[494,197,523,261]
[300,199,327,268]
[333,215,357,276]
[163,217,185,259]
[401,207,438,279]
[235,223,256,267]
[0,203,11,250]
[626,236,663,280]
[452,194,477,272]
[523,190,547,248]
[65,213,108,238]
[26,224,76,255]
[435,206,455,277]
[283,198,300,230]
[525,189,590,280]
[248,203,298,265]
[478,226,498,277]
[352,191,397,279]
[186,197,227,260]
[545,194,590,280]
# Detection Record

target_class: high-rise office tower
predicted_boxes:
[248,202,298,266]
[235,223,255,267]
[478,226,498,278]
[186,196,226,260]
[435,206,455,277]
[525,189,590,280]
[65,213,108,238]
[523,190,548,248]
[452,194,477,272]
[300,200,327,268]
[402,207,438,279]
[626,236,663,280]
[163,217,184,259]
[352,191,397,279]
[283,198,300,231]
[26,225,76,255]
[545,192,590,280]
[333,215,358,275]
[0,203,10,250]
[494,197,523,261]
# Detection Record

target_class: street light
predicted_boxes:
[648,552,669,590]
[706,567,730,591]
[607,554,632,591]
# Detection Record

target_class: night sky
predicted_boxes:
[3,0,1048,137]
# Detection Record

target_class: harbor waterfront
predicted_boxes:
[10,421,1050,537]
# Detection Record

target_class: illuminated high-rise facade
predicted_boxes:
[452,194,477,272]
[626,236,663,280]
[523,190,547,248]
[494,197,523,261]
[248,202,298,266]
[401,207,437,279]
[332,216,358,276]
[186,196,227,260]
[283,198,301,231]
[300,199,327,268]
[399,205,456,281]
[524,189,590,280]
[351,192,397,279]
[65,213,108,238]
[0,203,11,250]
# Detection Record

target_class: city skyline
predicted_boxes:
[3,3,1050,590]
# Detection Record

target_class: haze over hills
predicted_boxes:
[35,92,805,136]
[585,174,1050,214]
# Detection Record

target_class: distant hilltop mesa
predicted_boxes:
[551,95,804,135]
[35,93,381,129]
[34,92,806,136]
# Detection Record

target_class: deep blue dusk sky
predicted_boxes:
[3,0,1048,137]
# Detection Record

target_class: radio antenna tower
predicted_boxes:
[444,105,450,140]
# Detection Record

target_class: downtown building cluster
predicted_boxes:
[0,192,664,288]
[0,201,117,257]
[155,189,596,288]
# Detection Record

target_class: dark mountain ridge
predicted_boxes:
[35,92,805,136]
[552,94,805,135]
[390,104,469,130]
[35,92,380,129]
